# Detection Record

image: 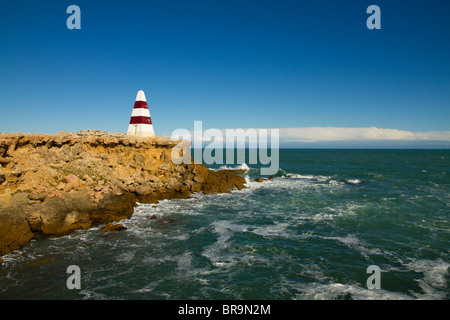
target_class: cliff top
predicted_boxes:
[0,130,189,149]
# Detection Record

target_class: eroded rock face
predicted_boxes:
[0,212,34,255]
[0,131,246,256]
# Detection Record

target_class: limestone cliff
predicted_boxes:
[0,130,246,256]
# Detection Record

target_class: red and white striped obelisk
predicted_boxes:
[126,90,155,137]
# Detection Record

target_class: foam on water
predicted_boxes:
[293,282,414,300]
[346,179,363,185]
[286,173,330,182]
[217,163,250,171]
[251,222,291,238]
[116,252,135,263]
[284,173,364,186]
[402,258,450,299]
[201,220,245,269]
[320,235,387,260]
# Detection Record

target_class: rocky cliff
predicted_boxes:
[0,130,246,257]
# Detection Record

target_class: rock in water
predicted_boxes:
[100,224,127,233]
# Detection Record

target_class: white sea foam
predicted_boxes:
[346,179,363,185]
[175,251,194,271]
[286,173,330,182]
[322,235,361,247]
[116,252,135,263]
[132,280,164,294]
[403,258,450,299]
[79,290,110,300]
[320,234,385,259]
[293,282,413,300]
[306,203,362,224]
[201,220,275,269]
[217,163,250,171]
[142,251,193,272]
[284,173,364,187]
[275,270,414,300]
[167,233,190,241]
[251,222,291,238]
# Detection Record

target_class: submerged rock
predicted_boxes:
[100,224,127,233]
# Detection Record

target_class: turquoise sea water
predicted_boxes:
[0,149,449,300]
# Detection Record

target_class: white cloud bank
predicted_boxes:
[172,126,450,148]
[280,127,450,142]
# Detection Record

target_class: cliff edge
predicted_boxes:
[0,130,246,256]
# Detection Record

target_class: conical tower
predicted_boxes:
[126,90,155,137]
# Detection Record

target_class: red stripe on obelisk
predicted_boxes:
[129,116,152,125]
[134,101,148,109]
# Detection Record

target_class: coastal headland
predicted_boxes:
[0,130,246,258]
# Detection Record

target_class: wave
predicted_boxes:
[286,173,330,182]
[293,281,414,300]
[284,173,364,186]
[402,258,450,300]
[217,163,250,171]
[345,179,363,185]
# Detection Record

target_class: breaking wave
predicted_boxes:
[284,173,364,185]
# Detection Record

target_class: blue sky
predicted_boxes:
[0,0,449,147]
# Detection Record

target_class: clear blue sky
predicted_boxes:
[0,0,449,147]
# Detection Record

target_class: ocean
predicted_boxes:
[0,149,449,300]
